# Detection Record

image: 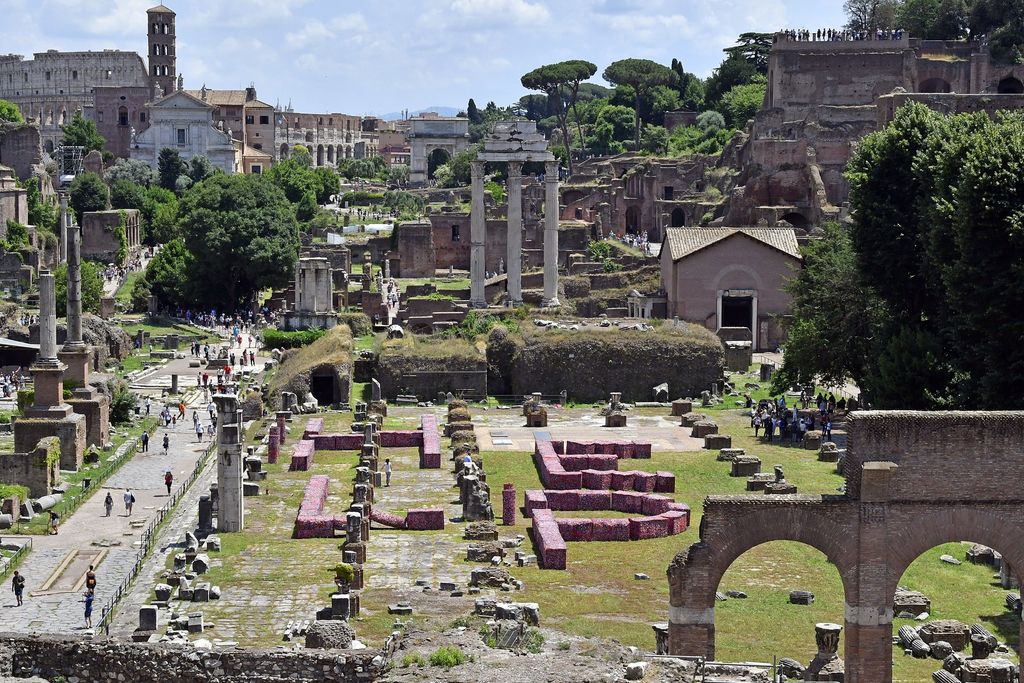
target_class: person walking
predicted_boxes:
[11,570,24,606]
[83,590,94,629]
[141,430,149,453]
[124,488,134,516]
[103,491,113,517]
[384,458,392,487]
[195,419,203,442]
[85,565,97,593]
[164,470,173,496]
[162,433,170,456]
[178,401,185,420]
[48,510,59,535]
[144,396,151,415]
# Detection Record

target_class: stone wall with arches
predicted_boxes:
[667,410,1024,683]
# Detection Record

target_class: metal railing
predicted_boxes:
[97,439,215,634]
[0,538,32,584]
[51,434,142,525]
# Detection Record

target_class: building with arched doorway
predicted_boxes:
[659,227,800,351]
[408,114,469,185]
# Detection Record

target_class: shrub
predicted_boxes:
[16,389,33,415]
[340,191,384,206]
[429,646,466,668]
[524,628,545,653]
[333,562,355,583]
[107,379,137,424]
[400,653,426,668]
[0,484,29,502]
[411,292,455,302]
[450,616,474,629]
[337,312,372,337]
[262,328,327,350]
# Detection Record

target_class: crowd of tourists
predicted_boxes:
[779,27,906,42]
[614,231,654,255]
[748,390,847,445]
[0,368,26,397]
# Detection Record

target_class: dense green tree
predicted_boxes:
[521,60,597,174]
[772,223,884,394]
[313,167,339,203]
[188,155,216,184]
[722,33,773,73]
[641,125,669,154]
[265,156,318,203]
[177,173,299,307]
[157,148,186,192]
[22,176,58,234]
[145,238,194,306]
[104,158,155,186]
[296,191,318,221]
[54,260,102,314]
[68,172,109,218]
[110,179,147,212]
[670,59,705,111]
[703,55,760,112]
[61,112,105,153]
[719,78,767,128]
[140,186,176,245]
[603,59,677,149]
[896,0,969,38]
[0,99,24,123]
[587,104,635,155]
[843,0,899,31]
[149,199,180,244]
[467,98,483,125]
[387,164,409,186]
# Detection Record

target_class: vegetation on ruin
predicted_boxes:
[53,260,102,315]
[0,484,29,503]
[779,103,1024,408]
[262,328,328,350]
[0,99,24,124]
[107,378,138,424]
[60,111,105,154]
[68,172,109,219]
[428,646,468,668]
[267,325,352,401]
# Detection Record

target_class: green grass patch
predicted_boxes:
[429,646,467,668]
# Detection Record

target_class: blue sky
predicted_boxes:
[1,0,846,116]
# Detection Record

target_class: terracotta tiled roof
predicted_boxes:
[147,4,175,14]
[185,89,247,106]
[662,227,802,262]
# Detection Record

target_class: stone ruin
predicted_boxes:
[804,622,844,681]
[602,391,627,428]
[523,392,547,428]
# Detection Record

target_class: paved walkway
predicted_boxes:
[2,415,208,635]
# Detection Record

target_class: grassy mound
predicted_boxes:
[378,335,486,399]
[268,326,353,407]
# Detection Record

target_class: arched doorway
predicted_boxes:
[625,205,641,234]
[890,538,1022,680]
[998,77,1024,94]
[670,207,685,227]
[919,77,951,93]
[316,144,324,166]
[715,541,847,666]
[427,148,450,180]
[780,212,809,230]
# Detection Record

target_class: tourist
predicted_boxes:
[11,570,25,606]
[85,565,97,593]
[124,489,135,516]
[384,458,392,486]
[140,430,149,453]
[752,412,762,438]
[208,400,216,422]
[178,401,185,420]
[195,419,203,442]
[823,419,833,443]
[164,470,173,496]
[103,492,113,517]
[162,433,170,456]
[83,590,93,629]
[765,415,775,443]
[48,510,59,535]
[144,396,151,415]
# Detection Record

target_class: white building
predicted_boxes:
[130,90,237,174]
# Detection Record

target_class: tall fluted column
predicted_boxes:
[65,222,84,348]
[37,272,59,366]
[469,160,486,308]
[58,194,68,264]
[506,162,523,307]
[543,160,560,307]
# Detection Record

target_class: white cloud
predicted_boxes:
[284,13,368,49]
[449,0,550,25]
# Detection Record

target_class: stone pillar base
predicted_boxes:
[58,346,91,386]
[13,413,86,471]
[668,621,715,658]
[541,297,561,308]
[67,390,110,448]
[29,363,66,410]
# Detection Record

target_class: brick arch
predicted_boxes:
[884,506,1024,600]
[669,499,859,658]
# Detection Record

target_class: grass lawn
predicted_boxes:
[114,271,143,308]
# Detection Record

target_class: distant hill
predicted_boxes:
[377,106,462,121]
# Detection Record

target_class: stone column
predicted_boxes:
[543,160,560,307]
[59,221,92,384]
[58,194,68,263]
[267,424,280,464]
[37,272,59,368]
[506,162,523,307]
[215,393,244,532]
[469,160,486,308]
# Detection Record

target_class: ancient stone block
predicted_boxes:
[704,434,732,450]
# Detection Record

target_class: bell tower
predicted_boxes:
[147,4,176,97]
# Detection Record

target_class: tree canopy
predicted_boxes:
[55,260,102,315]
[0,99,24,124]
[602,59,678,149]
[68,172,109,218]
[61,112,105,153]
[521,60,597,174]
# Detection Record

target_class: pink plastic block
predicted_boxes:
[419,414,442,469]
[544,489,581,511]
[524,490,549,517]
[590,517,631,541]
[641,494,671,516]
[565,440,595,455]
[302,418,323,439]
[502,483,517,526]
[381,430,423,448]
[531,510,567,570]
[556,518,594,541]
[587,454,619,471]
[629,515,671,540]
[610,490,646,514]
[633,442,652,459]
[371,509,407,529]
[560,454,590,472]
[609,471,635,491]
[613,442,635,459]
[552,440,565,454]
[406,508,445,530]
[632,471,657,492]
[581,469,613,490]
[668,502,691,528]
[660,510,689,534]
[654,472,676,493]
[546,471,582,490]
[578,489,612,510]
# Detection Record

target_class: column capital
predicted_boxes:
[470,159,485,174]
[506,161,523,178]
[544,160,559,177]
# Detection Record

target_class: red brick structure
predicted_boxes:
[667,411,1024,683]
